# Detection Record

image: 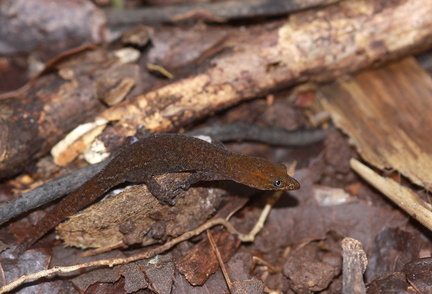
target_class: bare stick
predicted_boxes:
[0,161,107,225]
[350,158,432,232]
[1,160,296,292]
[0,215,274,293]
[243,191,282,242]
[186,124,327,148]
[207,230,232,292]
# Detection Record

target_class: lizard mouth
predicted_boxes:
[288,178,301,190]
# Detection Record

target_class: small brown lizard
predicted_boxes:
[14,133,300,255]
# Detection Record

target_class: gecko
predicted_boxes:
[14,133,300,255]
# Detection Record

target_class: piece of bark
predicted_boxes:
[341,238,367,294]
[56,172,225,249]
[370,227,427,281]
[0,47,141,179]
[176,228,240,286]
[100,0,432,139]
[321,57,432,187]
[366,272,413,294]
[403,257,432,293]
[283,241,340,293]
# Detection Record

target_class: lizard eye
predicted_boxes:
[273,179,282,187]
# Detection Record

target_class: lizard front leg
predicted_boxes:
[125,172,175,205]
[173,171,224,195]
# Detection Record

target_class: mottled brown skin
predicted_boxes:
[15,134,300,255]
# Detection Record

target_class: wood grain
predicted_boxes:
[322,57,432,187]
[101,0,432,137]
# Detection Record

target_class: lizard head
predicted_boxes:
[231,156,300,191]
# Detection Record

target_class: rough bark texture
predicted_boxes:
[56,173,225,249]
[342,238,367,294]
[100,0,432,138]
[0,48,140,178]
[322,57,432,187]
[2,0,432,178]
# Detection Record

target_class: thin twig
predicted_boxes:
[244,191,283,242]
[80,242,127,257]
[0,215,270,293]
[350,158,432,232]
[187,123,327,148]
[207,230,232,292]
[1,183,292,293]
[251,256,282,274]
[2,159,298,292]
[0,161,108,225]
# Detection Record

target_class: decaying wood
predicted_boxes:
[2,0,432,180]
[1,213,284,293]
[56,173,225,249]
[99,0,432,143]
[321,57,432,187]
[0,48,141,179]
[56,179,287,251]
[341,237,367,294]
[0,218,235,293]
[350,158,432,233]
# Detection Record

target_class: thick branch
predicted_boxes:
[101,0,432,136]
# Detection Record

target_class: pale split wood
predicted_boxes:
[350,158,432,232]
[321,57,432,187]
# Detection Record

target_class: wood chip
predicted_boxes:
[341,237,367,294]
[321,57,432,187]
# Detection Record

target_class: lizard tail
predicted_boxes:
[13,175,121,257]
